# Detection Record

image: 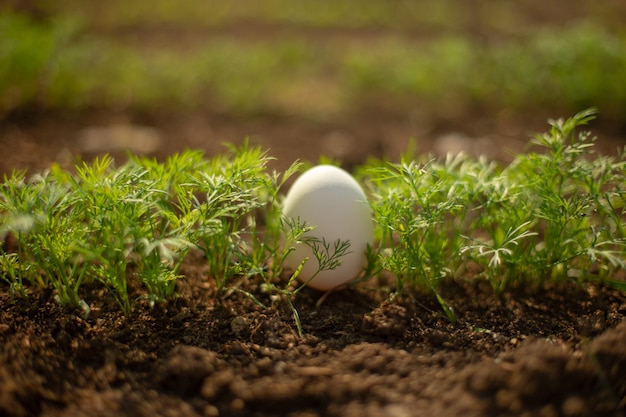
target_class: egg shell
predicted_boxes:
[282,165,374,291]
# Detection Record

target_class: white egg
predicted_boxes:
[282,165,374,291]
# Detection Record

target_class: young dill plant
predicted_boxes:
[364,159,464,321]
[55,155,199,313]
[57,156,146,314]
[0,172,44,301]
[246,216,352,337]
[126,151,211,306]
[518,108,626,284]
[461,108,626,290]
[0,169,92,316]
[0,253,33,301]
[186,143,278,293]
[0,173,33,300]
[363,108,626,312]
[246,160,303,280]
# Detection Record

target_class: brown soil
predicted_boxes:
[1,267,625,417]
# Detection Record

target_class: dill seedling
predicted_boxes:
[501,108,626,285]
[365,159,462,321]
[188,143,276,293]
[457,109,626,290]
[1,169,92,316]
[362,108,626,318]
[245,216,352,337]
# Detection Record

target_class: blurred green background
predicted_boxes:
[1,0,625,171]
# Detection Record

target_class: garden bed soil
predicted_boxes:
[1,266,626,417]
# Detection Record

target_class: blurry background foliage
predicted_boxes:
[1,0,626,122]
